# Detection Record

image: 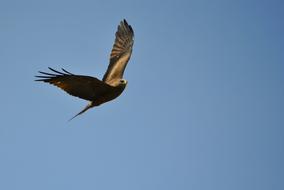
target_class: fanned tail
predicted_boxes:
[69,102,94,121]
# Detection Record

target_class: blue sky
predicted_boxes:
[0,0,283,189]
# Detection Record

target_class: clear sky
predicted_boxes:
[0,0,283,190]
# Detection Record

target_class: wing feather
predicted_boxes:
[102,19,134,83]
[35,68,114,101]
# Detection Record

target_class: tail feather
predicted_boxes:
[69,102,94,121]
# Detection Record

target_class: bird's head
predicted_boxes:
[120,79,128,85]
[119,79,128,89]
[107,78,128,88]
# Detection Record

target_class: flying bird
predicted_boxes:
[35,19,134,120]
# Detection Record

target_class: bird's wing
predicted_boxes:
[102,19,134,83]
[35,67,114,101]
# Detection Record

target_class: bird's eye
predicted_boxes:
[120,80,125,83]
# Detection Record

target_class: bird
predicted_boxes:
[35,19,134,120]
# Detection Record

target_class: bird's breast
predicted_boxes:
[93,86,125,106]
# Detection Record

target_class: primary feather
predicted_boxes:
[103,19,134,83]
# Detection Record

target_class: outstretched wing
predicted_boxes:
[102,19,134,83]
[35,67,113,101]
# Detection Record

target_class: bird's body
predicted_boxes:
[35,19,134,120]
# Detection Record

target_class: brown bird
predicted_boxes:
[35,19,134,120]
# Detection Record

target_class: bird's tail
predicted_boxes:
[69,102,94,121]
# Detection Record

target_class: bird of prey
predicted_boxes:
[35,19,134,120]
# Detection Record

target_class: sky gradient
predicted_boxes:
[0,0,283,190]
